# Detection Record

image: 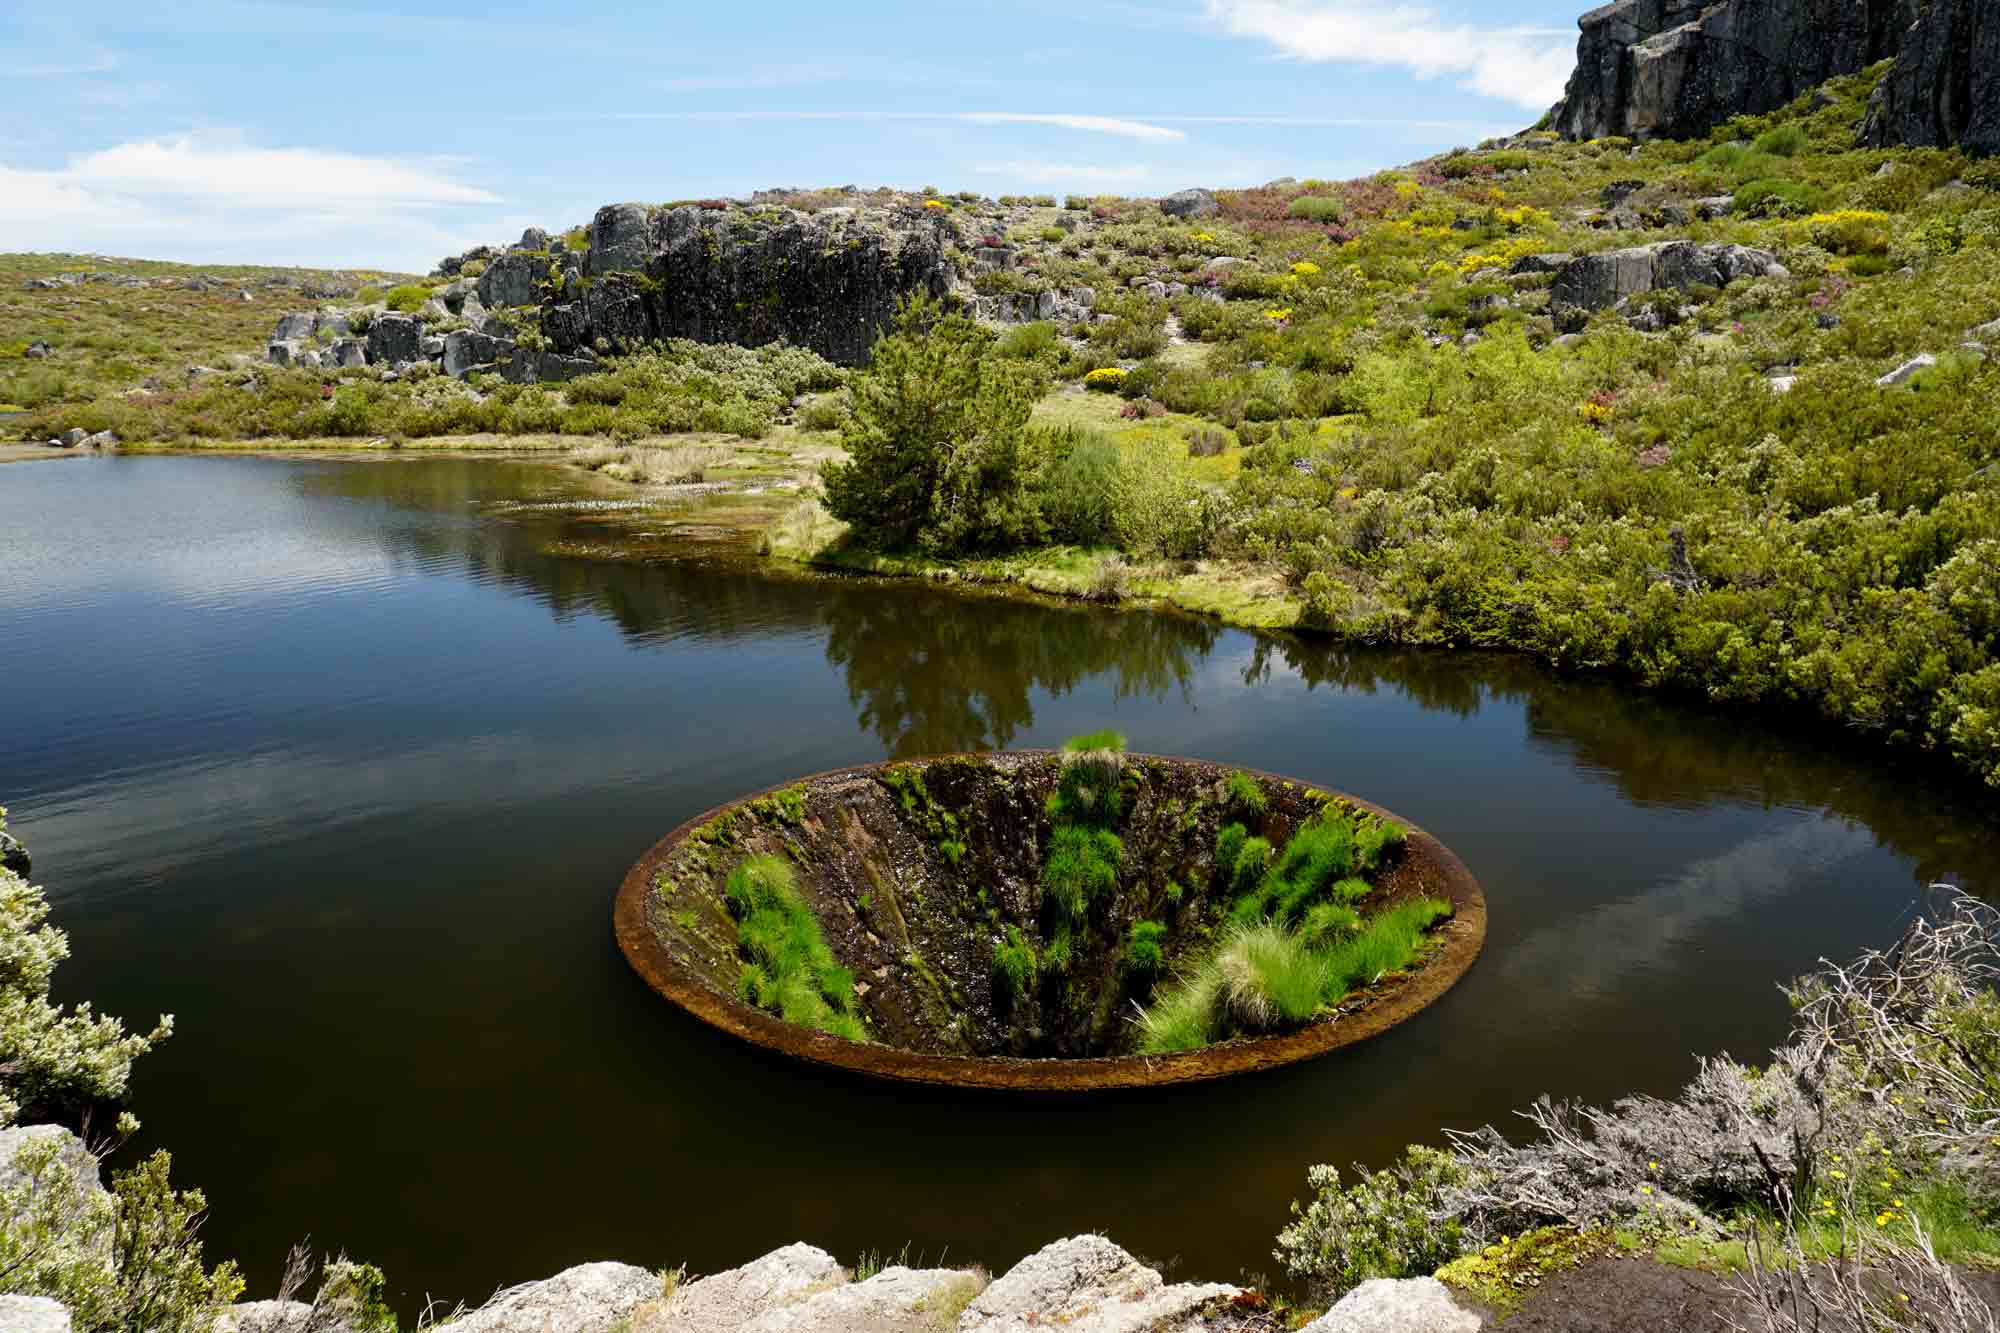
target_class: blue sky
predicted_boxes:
[0,1,1586,271]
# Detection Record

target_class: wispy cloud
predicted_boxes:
[503,109,1185,141]
[1202,0,1576,109]
[3,54,119,77]
[656,66,833,93]
[0,133,504,269]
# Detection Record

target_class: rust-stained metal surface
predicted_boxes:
[613,753,1487,1092]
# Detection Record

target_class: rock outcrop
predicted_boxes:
[1548,0,1938,143]
[1301,1278,1485,1332]
[1549,240,1787,329]
[1863,0,2000,156]
[540,202,954,366]
[957,1235,1239,1332]
[0,829,28,878]
[0,1295,73,1333]
[442,1262,661,1333]
[625,1236,1254,1333]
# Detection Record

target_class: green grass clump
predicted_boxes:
[1042,825,1122,918]
[993,926,1037,1000]
[1061,729,1127,754]
[1126,920,1168,974]
[1286,195,1345,223]
[1215,821,1249,876]
[1354,817,1407,870]
[1048,736,1128,824]
[383,284,430,313]
[1751,124,1810,157]
[726,855,866,1041]
[1231,836,1274,893]
[1321,898,1453,996]
[1225,770,1268,815]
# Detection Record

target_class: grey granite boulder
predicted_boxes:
[502,348,597,385]
[446,1262,660,1333]
[1508,252,1573,275]
[514,226,550,253]
[443,330,515,379]
[634,1243,845,1333]
[329,340,368,369]
[586,202,657,278]
[1159,188,1218,220]
[742,1266,984,1332]
[577,275,654,352]
[366,314,422,367]
[476,251,550,309]
[1550,241,1785,326]
[957,1235,1237,1332]
[212,1299,359,1333]
[272,311,317,341]
[1302,1277,1484,1332]
[0,1296,72,1333]
[1877,353,1938,386]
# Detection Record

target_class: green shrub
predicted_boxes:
[1752,124,1809,157]
[1062,730,1127,754]
[822,296,1042,555]
[1232,836,1275,894]
[383,284,430,313]
[1736,179,1826,218]
[1287,196,1346,223]
[1321,898,1453,996]
[1036,426,1121,546]
[1275,1148,1472,1301]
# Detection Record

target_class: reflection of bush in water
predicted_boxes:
[824,592,1216,756]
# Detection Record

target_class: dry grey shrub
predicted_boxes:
[1279,887,2000,1306]
[1732,1219,2000,1333]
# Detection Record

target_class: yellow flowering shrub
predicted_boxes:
[922,199,949,212]
[1083,367,1128,391]
[1291,261,1322,277]
[1263,308,1294,322]
[1801,209,1893,255]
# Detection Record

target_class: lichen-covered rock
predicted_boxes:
[477,251,552,310]
[0,1295,72,1333]
[585,202,657,278]
[445,1262,660,1333]
[212,1299,360,1333]
[1550,0,1918,142]
[1877,353,1938,386]
[1864,0,2000,156]
[272,311,318,341]
[442,330,514,379]
[557,203,954,365]
[1301,1278,1484,1333]
[1549,241,1785,327]
[634,1243,845,1333]
[501,348,598,385]
[365,314,422,367]
[957,1235,1237,1332]
[329,339,368,369]
[742,1266,984,1332]
[1159,188,1218,220]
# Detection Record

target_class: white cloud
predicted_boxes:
[958,113,1184,143]
[0,134,505,270]
[1202,0,1576,109]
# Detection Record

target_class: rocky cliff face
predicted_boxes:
[1864,0,2000,155]
[543,202,957,367]
[1545,0,2000,152]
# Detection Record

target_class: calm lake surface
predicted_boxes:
[4,454,1997,1310]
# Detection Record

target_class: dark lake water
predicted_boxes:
[4,454,1997,1311]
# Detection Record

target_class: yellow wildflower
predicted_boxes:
[1291,261,1321,277]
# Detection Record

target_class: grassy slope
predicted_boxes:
[0,253,412,412]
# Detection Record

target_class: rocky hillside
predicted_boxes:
[1550,0,1999,155]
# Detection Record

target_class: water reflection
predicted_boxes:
[6,454,1999,1314]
